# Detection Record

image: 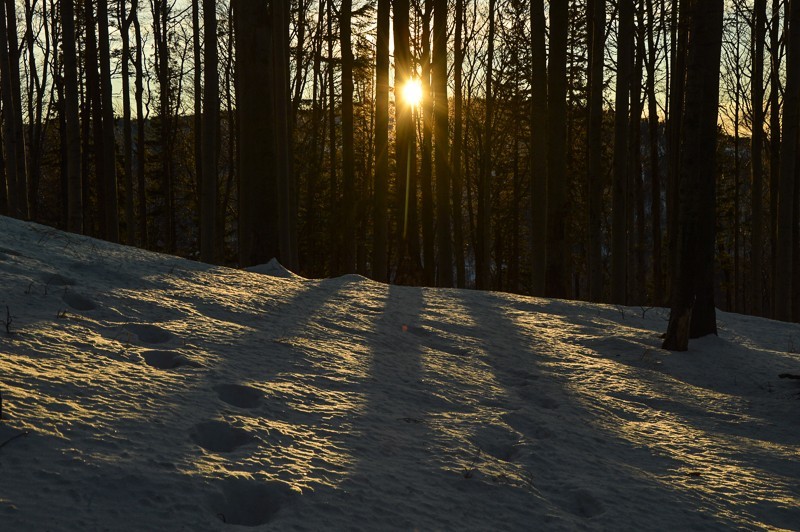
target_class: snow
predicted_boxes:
[0,214,798,530]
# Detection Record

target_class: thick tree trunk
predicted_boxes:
[340,0,355,272]
[663,0,723,350]
[0,0,23,218]
[234,0,277,267]
[452,0,466,288]
[776,0,800,321]
[545,0,568,298]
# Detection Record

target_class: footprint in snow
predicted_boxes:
[61,291,96,311]
[191,420,255,453]
[43,273,76,287]
[210,477,294,526]
[214,384,262,409]
[562,488,606,518]
[473,424,524,462]
[124,324,173,344]
[140,350,201,370]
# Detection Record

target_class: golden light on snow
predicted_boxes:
[401,78,423,108]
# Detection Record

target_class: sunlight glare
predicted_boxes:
[402,78,423,107]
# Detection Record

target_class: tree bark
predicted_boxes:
[776,0,800,321]
[97,0,119,242]
[546,0,568,298]
[200,0,219,263]
[587,0,605,302]
[663,0,723,350]
[373,0,389,283]
[433,0,452,287]
[531,0,548,297]
[613,0,634,304]
[62,0,82,233]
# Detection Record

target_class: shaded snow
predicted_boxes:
[0,215,799,530]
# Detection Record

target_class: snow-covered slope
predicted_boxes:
[0,215,798,530]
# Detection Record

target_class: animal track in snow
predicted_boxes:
[473,424,523,462]
[214,384,262,409]
[562,488,606,518]
[140,350,201,370]
[43,273,75,286]
[191,420,255,453]
[210,477,294,526]
[124,324,173,344]
[61,291,96,311]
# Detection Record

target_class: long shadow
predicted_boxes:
[452,289,743,529]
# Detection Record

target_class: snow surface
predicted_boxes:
[0,215,799,530]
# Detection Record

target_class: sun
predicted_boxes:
[401,78,423,107]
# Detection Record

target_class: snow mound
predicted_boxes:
[1,215,799,530]
[244,258,299,279]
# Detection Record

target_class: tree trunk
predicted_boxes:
[373,0,389,283]
[201,0,219,263]
[613,0,634,304]
[752,0,766,315]
[531,0,548,297]
[339,0,355,272]
[420,0,435,286]
[769,0,781,316]
[0,0,23,218]
[546,0,568,298]
[62,0,82,233]
[452,0,466,288]
[96,0,119,242]
[234,0,277,267]
[433,0,452,287]
[645,0,663,305]
[587,0,605,302]
[132,0,147,247]
[663,0,723,350]
[477,0,496,290]
[776,0,800,321]
[273,0,297,271]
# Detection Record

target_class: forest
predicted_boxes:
[0,0,795,348]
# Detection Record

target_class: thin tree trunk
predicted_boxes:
[477,0,496,290]
[62,0,82,233]
[452,0,466,288]
[646,0,663,305]
[531,0,548,297]
[545,0,569,298]
[752,0,766,315]
[373,0,389,282]
[420,0,435,286]
[200,0,218,263]
[769,0,782,316]
[613,0,634,304]
[192,0,202,240]
[96,0,119,242]
[339,0,355,272]
[433,0,452,287]
[587,0,605,302]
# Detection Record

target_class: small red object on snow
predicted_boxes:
[402,324,408,332]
